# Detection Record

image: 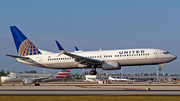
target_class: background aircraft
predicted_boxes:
[1,69,70,86]
[108,76,129,81]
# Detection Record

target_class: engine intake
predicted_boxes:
[102,61,121,70]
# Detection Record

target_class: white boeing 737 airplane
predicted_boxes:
[6,26,177,75]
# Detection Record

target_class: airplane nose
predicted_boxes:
[171,55,177,60]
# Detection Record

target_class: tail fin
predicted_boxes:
[10,26,41,56]
[56,69,70,78]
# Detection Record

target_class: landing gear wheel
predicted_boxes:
[35,83,40,86]
[158,67,162,71]
[94,71,97,75]
[90,70,97,75]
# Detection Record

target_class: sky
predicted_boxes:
[0,0,180,75]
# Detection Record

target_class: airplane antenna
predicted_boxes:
[99,48,102,51]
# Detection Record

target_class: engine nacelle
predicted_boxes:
[102,61,121,70]
[24,79,34,85]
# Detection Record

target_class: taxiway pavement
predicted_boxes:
[0,85,180,96]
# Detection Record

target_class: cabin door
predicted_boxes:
[155,51,159,58]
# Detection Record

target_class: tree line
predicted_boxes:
[0,69,180,77]
[0,69,37,76]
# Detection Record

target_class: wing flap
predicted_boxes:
[65,52,102,65]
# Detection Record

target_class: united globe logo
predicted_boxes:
[18,39,41,56]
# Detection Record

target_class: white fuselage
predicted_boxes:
[16,48,176,69]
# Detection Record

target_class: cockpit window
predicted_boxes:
[6,74,10,77]
[163,51,170,54]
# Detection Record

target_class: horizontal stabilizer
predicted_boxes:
[6,54,30,60]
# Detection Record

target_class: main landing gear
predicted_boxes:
[35,83,40,86]
[89,65,97,75]
[90,70,97,75]
[158,66,162,71]
[90,68,97,75]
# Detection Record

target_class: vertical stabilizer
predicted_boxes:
[10,26,41,56]
[56,69,70,78]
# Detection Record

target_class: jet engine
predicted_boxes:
[23,79,34,85]
[102,61,121,70]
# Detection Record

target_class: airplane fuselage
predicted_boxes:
[16,48,176,69]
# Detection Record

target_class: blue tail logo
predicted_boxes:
[10,26,41,56]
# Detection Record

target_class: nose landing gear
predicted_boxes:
[158,63,167,71]
[158,67,162,71]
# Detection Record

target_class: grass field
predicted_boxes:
[0,96,180,101]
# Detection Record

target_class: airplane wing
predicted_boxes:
[32,73,55,81]
[6,54,30,60]
[55,41,102,66]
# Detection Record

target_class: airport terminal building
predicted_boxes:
[71,74,180,82]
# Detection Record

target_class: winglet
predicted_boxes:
[55,41,67,57]
[75,46,79,51]
[51,72,56,77]
[55,40,66,53]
